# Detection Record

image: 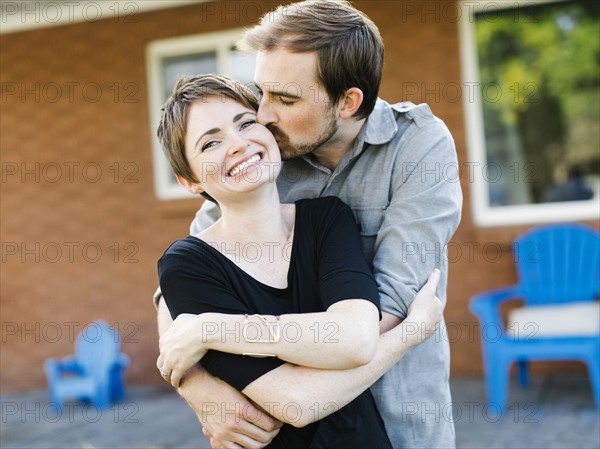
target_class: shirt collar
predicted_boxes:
[343,98,398,164]
[362,98,398,145]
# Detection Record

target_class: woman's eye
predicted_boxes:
[279,98,294,105]
[240,120,256,130]
[201,141,218,151]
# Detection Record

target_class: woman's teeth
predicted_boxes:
[229,154,261,176]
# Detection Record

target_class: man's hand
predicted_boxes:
[403,268,444,345]
[179,366,282,449]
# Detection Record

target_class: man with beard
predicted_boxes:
[155,1,462,448]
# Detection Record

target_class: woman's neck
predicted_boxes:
[216,188,292,245]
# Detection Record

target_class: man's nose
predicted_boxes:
[257,97,277,126]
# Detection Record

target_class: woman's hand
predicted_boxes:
[403,269,444,346]
[157,313,207,388]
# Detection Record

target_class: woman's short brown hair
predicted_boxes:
[157,74,259,184]
[240,0,384,119]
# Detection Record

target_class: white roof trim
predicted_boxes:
[1,0,205,35]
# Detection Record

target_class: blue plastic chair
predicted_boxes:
[470,223,600,413]
[44,320,130,409]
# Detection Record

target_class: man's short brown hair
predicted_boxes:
[241,0,384,119]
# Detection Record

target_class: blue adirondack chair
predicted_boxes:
[44,320,130,409]
[470,223,600,414]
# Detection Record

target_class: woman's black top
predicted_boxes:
[159,197,392,449]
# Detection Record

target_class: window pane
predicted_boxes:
[474,1,600,207]
[162,52,218,99]
[230,46,257,93]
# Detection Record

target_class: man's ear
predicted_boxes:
[338,87,364,119]
[176,175,204,195]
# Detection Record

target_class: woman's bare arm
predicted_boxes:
[242,270,442,428]
[159,298,380,387]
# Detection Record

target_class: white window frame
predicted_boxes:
[459,0,600,226]
[146,29,254,200]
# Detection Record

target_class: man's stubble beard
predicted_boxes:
[270,111,339,161]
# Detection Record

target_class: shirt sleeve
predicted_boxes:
[158,241,285,390]
[314,198,381,311]
[158,242,245,318]
[374,111,463,318]
[190,199,222,235]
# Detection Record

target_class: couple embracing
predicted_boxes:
[154,1,462,448]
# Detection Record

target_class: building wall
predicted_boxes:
[0,0,592,393]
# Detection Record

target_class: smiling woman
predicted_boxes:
[180,100,279,201]
[153,74,443,449]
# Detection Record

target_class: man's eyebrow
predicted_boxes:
[256,84,301,99]
[270,89,301,99]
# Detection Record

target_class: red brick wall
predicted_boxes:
[0,0,254,393]
[1,1,593,393]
